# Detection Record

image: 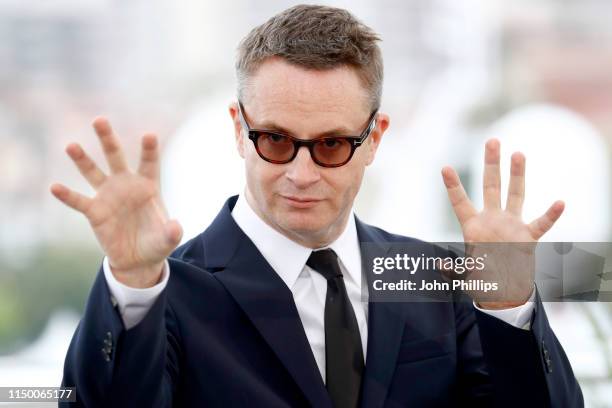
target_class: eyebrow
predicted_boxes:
[253,120,358,138]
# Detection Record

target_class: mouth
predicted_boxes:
[281,195,323,209]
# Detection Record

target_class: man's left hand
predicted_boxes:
[441,139,565,309]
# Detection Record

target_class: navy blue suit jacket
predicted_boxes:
[61,195,583,407]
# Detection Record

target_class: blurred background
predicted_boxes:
[0,0,610,406]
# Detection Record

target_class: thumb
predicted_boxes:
[163,219,183,247]
[436,258,456,282]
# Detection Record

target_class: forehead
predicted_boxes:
[245,57,370,134]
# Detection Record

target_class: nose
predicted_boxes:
[285,146,321,188]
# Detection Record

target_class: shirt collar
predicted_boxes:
[231,193,362,290]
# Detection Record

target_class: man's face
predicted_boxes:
[229,57,389,247]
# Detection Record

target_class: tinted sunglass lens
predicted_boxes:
[313,138,352,165]
[257,132,295,162]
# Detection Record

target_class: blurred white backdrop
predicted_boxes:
[0,0,611,406]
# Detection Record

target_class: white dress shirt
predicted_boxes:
[104,194,535,382]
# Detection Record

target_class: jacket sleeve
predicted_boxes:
[60,264,182,407]
[456,289,584,407]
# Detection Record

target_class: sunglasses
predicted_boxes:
[237,101,378,168]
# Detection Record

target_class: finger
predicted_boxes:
[137,133,160,180]
[528,200,565,240]
[483,139,501,210]
[505,152,525,215]
[66,143,107,188]
[50,183,93,215]
[441,166,477,225]
[92,117,128,173]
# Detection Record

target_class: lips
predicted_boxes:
[281,195,322,209]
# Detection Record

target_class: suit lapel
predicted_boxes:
[196,197,407,408]
[356,218,407,408]
[201,196,331,408]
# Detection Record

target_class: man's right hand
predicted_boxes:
[51,117,183,288]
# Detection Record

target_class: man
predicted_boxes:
[52,5,582,407]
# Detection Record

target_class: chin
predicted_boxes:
[278,210,332,236]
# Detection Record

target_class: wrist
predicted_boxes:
[110,262,165,288]
[476,300,527,310]
[476,286,535,310]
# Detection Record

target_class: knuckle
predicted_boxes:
[82,160,96,172]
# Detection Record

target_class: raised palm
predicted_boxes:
[441,139,565,307]
[51,118,182,287]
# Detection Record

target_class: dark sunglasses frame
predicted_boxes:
[237,101,378,168]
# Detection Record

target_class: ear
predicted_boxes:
[228,102,245,159]
[365,112,390,166]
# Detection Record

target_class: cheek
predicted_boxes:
[324,164,366,205]
[245,153,283,195]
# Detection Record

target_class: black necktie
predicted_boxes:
[307,249,364,408]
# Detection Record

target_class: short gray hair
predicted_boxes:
[236,4,383,110]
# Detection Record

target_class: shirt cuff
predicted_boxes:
[103,257,170,330]
[473,288,536,330]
